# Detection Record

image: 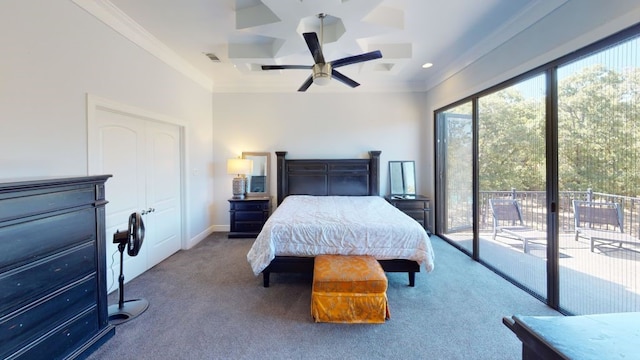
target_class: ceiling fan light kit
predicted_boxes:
[261,13,382,91]
[312,63,332,86]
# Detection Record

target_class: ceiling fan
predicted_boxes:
[261,13,383,92]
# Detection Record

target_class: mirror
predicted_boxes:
[242,152,270,197]
[389,161,416,197]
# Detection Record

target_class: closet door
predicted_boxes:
[90,106,182,290]
[93,110,148,288]
[145,121,181,266]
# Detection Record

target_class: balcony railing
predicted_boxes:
[477,189,640,238]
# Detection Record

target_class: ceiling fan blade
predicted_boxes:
[331,50,382,68]
[298,75,314,92]
[303,32,325,64]
[261,65,312,70]
[332,70,360,88]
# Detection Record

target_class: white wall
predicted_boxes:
[422,0,640,199]
[6,1,635,239]
[0,1,428,240]
[0,1,214,246]
[211,92,427,228]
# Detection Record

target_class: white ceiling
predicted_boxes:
[82,0,567,92]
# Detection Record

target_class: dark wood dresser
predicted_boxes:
[228,197,270,238]
[386,195,432,233]
[0,175,115,359]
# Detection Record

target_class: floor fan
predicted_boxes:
[108,212,149,325]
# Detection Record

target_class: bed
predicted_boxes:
[246,151,435,287]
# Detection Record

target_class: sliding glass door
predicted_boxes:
[434,24,640,314]
[557,35,640,314]
[477,74,547,299]
[436,103,473,254]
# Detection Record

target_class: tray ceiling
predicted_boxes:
[77,0,567,92]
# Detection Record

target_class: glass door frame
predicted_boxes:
[433,23,640,314]
[435,71,559,308]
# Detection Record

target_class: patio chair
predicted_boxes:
[489,199,546,253]
[572,200,639,252]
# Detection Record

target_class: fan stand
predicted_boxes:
[108,233,149,325]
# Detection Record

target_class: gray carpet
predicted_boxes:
[87,233,560,359]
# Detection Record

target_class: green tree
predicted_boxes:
[478,84,546,192]
[558,65,640,196]
[445,65,639,198]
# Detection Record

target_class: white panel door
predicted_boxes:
[90,106,182,292]
[93,110,148,290]
[145,121,181,266]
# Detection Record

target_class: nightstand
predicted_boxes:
[386,195,432,234]
[228,197,270,238]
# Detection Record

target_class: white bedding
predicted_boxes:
[246,195,435,276]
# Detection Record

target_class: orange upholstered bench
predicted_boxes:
[311,255,390,324]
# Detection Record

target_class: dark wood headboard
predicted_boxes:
[275,151,381,205]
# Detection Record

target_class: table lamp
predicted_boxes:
[227,158,253,199]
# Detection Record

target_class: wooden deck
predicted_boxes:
[442,231,640,314]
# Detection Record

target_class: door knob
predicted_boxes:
[141,208,155,215]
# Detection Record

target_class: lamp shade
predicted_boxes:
[227,158,253,176]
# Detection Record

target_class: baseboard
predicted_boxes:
[186,225,230,249]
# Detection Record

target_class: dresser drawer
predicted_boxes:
[0,275,97,358]
[234,221,266,232]
[393,200,429,210]
[402,209,426,220]
[0,242,95,317]
[230,201,269,211]
[235,211,267,222]
[0,208,95,270]
[0,186,96,223]
[12,307,99,360]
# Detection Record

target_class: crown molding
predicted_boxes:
[72,0,213,92]
[424,0,568,91]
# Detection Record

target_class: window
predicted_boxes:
[436,103,473,254]
[478,74,547,300]
[557,36,640,314]
[435,25,640,315]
